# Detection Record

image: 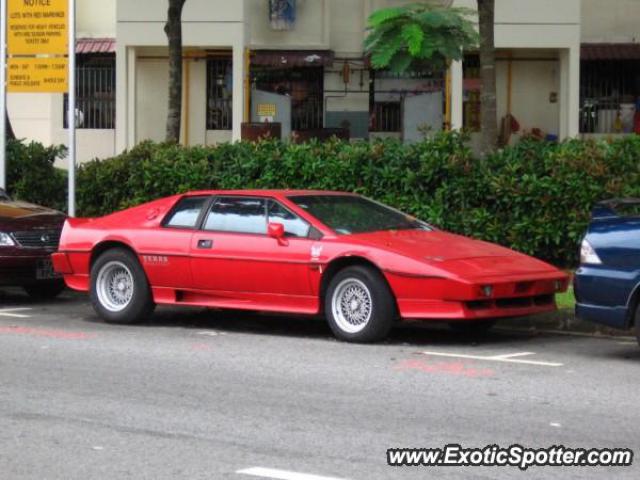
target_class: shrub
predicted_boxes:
[75,133,640,267]
[6,139,67,211]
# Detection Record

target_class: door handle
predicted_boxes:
[197,239,213,249]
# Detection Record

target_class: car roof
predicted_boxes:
[183,189,358,198]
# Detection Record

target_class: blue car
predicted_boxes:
[574,199,640,344]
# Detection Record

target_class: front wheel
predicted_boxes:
[635,305,640,348]
[325,265,396,343]
[90,248,155,324]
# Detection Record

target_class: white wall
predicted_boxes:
[78,0,116,37]
[582,0,640,43]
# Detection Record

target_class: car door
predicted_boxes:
[136,195,211,290]
[190,196,317,312]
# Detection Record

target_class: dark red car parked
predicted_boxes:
[0,188,66,299]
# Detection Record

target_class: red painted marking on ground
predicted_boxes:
[394,359,494,378]
[191,342,213,352]
[0,326,96,340]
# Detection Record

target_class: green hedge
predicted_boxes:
[6,139,67,211]
[74,133,640,267]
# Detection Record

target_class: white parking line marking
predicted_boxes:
[197,331,227,337]
[0,308,32,319]
[237,467,348,480]
[419,351,563,367]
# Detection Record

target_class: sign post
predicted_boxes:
[67,0,75,217]
[0,0,7,190]
[0,0,73,213]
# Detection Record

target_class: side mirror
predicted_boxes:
[268,222,288,245]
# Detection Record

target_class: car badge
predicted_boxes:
[310,245,323,260]
[40,234,50,243]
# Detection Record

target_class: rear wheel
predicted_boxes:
[325,265,395,343]
[23,280,65,300]
[448,319,497,335]
[90,248,155,324]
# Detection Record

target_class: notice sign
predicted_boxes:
[8,0,68,55]
[8,57,68,93]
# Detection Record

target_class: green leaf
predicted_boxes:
[367,7,406,27]
[401,23,424,56]
[388,52,414,74]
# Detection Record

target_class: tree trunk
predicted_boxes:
[477,0,498,156]
[164,0,186,143]
[5,110,15,141]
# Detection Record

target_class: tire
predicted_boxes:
[324,265,396,343]
[448,319,497,335]
[90,248,155,324]
[635,305,640,348]
[23,280,65,300]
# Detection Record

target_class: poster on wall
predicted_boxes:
[269,0,296,30]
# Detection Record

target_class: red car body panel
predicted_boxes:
[53,190,568,321]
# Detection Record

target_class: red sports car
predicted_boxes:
[53,191,568,342]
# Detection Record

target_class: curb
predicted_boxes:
[497,309,636,340]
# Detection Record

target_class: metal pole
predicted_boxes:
[0,0,7,190]
[68,0,76,216]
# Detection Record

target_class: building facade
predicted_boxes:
[5,0,640,164]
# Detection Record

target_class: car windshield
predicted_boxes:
[288,195,432,235]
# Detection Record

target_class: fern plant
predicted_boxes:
[364,2,478,73]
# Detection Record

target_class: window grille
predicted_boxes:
[63,55,115,129]
[206,58,233,130]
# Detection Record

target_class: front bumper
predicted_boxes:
[573,265,635,329]
[0,252,57,286]
[388,271,568,321]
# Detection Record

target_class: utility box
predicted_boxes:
[251,89,292,140]
[403,92,443,143]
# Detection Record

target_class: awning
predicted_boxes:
[581,43,640,61]
[76,37,116,54]
[251,50,334,68]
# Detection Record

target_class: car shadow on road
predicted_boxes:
[0,287,82,306]
[129,305,549,348]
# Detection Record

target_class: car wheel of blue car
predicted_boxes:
[635,306,640,348]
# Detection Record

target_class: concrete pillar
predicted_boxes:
[115,44,127,152]
[450,59,464,131]
[232,45,245,142]
[126,47,137,148]
[559,46,580,139]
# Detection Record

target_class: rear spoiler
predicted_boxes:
[592,198,640,220]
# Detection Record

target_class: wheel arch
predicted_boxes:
[625,280,640,328]
[90,240,138,268]
[319,255,398,313]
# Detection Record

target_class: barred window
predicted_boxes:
[64,54,115,129]
[371,102,401,132]
[206,58,233,130]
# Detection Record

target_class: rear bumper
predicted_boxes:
[51,252,90,292]
[0,253,53,286]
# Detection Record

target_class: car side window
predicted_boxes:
[268,200,311,238]
[204,197,267,235]
[164,196,209,229]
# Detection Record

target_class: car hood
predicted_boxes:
[0,200,65,230]
[349,229,556,276]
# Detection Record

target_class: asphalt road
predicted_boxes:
[0,288,638,480]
